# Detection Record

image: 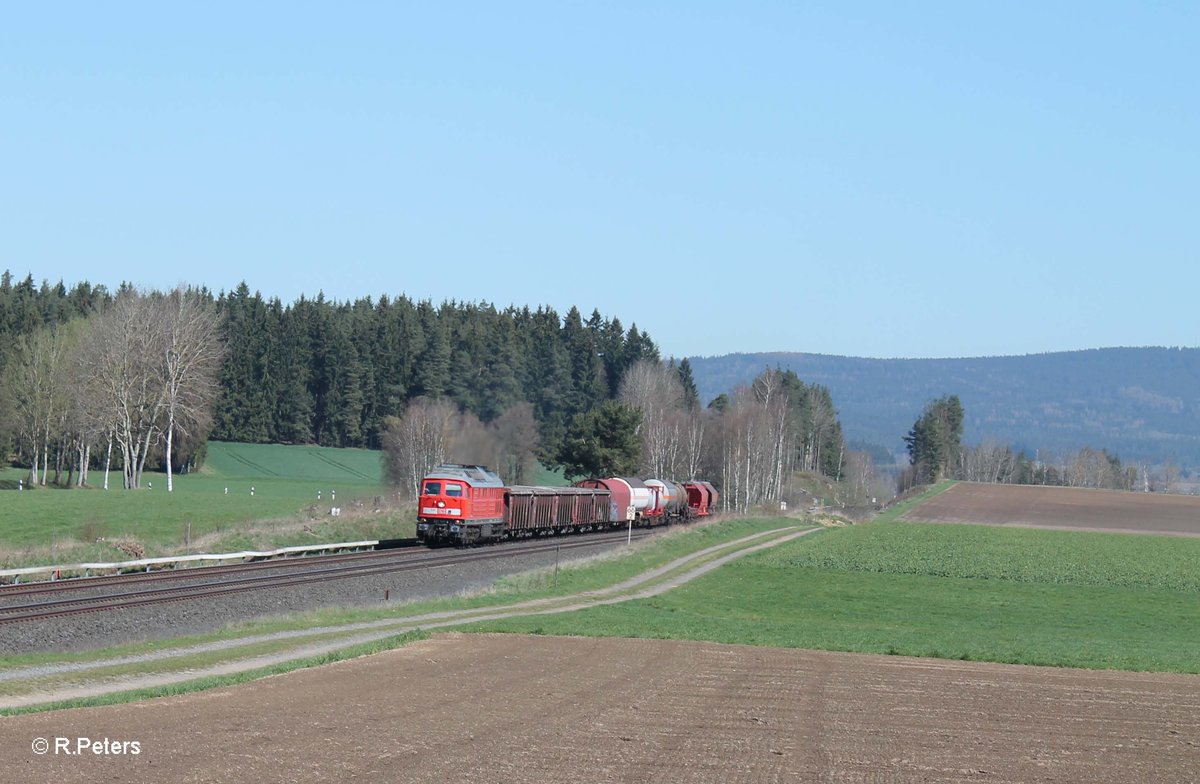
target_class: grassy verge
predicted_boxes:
[0,626,422,698]
[0,507,415,571]
[0,518,805,714]
[0,631,428,716]
[468,520,1200,673]
[0,468,385,551]
[0,517,799,671]
[872,480,955,523]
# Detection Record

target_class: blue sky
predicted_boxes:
[2,2,1195,359]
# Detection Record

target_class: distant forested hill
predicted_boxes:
[687,348,1200,468]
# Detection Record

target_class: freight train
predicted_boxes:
[416,464,719,546]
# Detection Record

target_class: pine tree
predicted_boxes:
[597,315,627,396]
[556,401,643,479]
[677,357,700,410]
[904,395,963,483]
[524,307,574,455]
[414,300,449,399]
[562,305,603,416]
[212,283,273,442]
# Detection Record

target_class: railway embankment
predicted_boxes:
[0,521,811,711]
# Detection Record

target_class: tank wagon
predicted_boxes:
[417,464,720,546]
[645,479,689,521]
[573,477,652,524]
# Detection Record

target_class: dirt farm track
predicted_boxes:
[902,482,1200,537]
[5,634,1199,783]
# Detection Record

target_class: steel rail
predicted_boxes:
[0,543,421,598]
[0,530,654,626]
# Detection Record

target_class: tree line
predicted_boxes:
[1,272,857,509]
[380,361,854,513]
[0,286,223,490]
[901,394,1166,493]
[211,283,658,451]
[0,273,657,485]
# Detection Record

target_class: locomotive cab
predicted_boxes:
[417,464,506,545]
[420,479,468,519]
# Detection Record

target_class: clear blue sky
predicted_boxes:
[2,3,1195,359]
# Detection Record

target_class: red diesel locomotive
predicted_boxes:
[416,464,719,546]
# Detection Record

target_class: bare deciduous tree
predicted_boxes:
[620,360,682,479]
[618,359,709,480]
[959,439,1019,484]
[68,288,225,490]
[491,402,539,484]
[1162,460,1180,493]
[3,323,79,487]
[157,289,225,491]
[704,383,794,512]
[80,292,163,489]
[382,399,543,496]
[838,450,878,507]
[382,397,459,498]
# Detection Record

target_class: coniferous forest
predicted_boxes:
[0,272,858,511]
[0,272,659,458]
[212,283,658,450]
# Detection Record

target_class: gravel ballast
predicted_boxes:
[0,536,637,655]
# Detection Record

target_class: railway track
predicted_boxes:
[0,542,419,600]
[0,530,653,626]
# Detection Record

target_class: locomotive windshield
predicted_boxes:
[445,483,464,497]
[423,481,441,496]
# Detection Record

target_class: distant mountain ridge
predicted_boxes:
[687,348,1200,468]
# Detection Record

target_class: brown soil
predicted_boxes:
[902,482,1200,537]
[5,633,1198,783]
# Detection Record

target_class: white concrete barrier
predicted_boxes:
[0,540,381,583]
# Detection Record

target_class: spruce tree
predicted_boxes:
[677,357,700,410]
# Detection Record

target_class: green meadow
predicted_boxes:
[470,520,1200,673]
[5,447,1197,675]
[0,442,398,566]
[0,442,571,567]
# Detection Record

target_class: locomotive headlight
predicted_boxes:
[437,500,446,508]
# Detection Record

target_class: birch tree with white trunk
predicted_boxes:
[3,323,78,486]
[80,292,167,489]
[619,359,706,480]
[381,397,459,498]
[157,289,224,491]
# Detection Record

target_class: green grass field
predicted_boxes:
[763,520,1200,591]
[204,441,384,484]
[469,520,1200,673]
[0,442,396,566]
[6,449,1196,675]
[0,443,570,567]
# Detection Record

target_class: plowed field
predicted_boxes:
[902,482,1200,537]
[6,634,1199,783]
